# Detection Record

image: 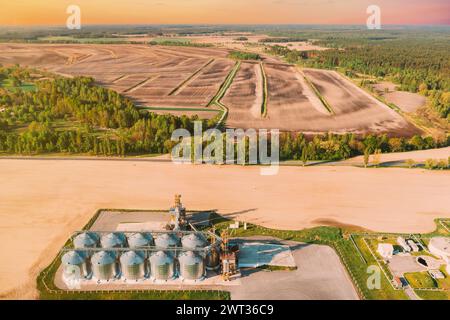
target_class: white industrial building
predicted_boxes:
[428,237,450,262]
[377,243,394,259]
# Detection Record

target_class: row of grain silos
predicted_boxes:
[62,231,220,282]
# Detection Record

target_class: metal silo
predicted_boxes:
[127,232,154,258]
[149,251,175,281]
[205,247,220,270]
[178,251,205,281]
[155,233,180,249]
[100,232,126,248]
[119,251,146,280]
[91,251,118,281]
[181,233,208,250]
[61,250,91,279]
[73,232,98,256]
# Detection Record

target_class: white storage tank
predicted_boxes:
[428,237,450,260]
[100,232,126,248]
[91,251,118,281]
[61,250,91,279]
[149,251,175,281]
[205,247,220,271]
[127,232,154,258]
[120,251,146,280]
[73,232,99,254]
[181,233,208,250]
[127,232,154,247]
[155,233,180,249]
[178,251,205,281]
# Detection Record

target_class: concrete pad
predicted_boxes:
[388,255,426,276]
[90,211,170,231]
[238,243,296,268]
[229,239,359,300]
[116,221,167,232]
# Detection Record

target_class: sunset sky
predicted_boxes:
[1,0,449,26]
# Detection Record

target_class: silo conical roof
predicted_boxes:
[91,251,116,265]
[73,232,98,248]
[100,233,126,248]
[62,251,86,265]
[149,250,174,264]
[179,250,203,264]
[127,233,153,248]
[155,233,179,248]
[181,233,208,250]
[120,251,145,266]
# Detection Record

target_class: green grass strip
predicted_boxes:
[168,58,215,96]
[138,106,221,112]
[208,61,241,107]
[303,75,334,115]
[260,63,268,117]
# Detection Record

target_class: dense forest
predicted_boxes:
[0,66,209,156]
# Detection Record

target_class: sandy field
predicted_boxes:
[0,159,449,298]
[342,146,450,165]
[0,43,416,134]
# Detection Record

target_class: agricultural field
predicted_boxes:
[0,43,418,135]
[372,81,427,113]
[302,69,419,136]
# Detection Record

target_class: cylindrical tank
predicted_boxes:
[73,232,98,249]
[91,251,118,281]
[61,250,90,279]
[181,233,208,250]
[149,251,175,281]
[155,233,179,249]
[178,251,205,281]
[205,247,220,270]
[100,232,126,248]
[127,232,154,248]
[127,232,154,258]
[119,251,146,280]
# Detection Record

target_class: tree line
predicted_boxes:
[0,66,208,156]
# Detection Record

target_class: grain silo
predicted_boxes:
[91,251,118,281]
[178,251,205,281]
[181,233,208,250]
[100,232,126,249]
[61,250,91,279]
[149,251,175,281]
[119,251,146,280]
[127,232,154,257]
[205,247,220,270]
[73,232,98,253]
[155,233,180,249]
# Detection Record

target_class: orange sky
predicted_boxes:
[1,0,449,25]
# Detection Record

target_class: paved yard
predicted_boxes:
[229,239,359,300]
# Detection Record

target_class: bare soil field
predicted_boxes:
[222,62,263,127]
[372,81,426,113]
[265,41,328,51]
[303,69,420,135]
[0,159,449,298]
[0,43,416,134]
